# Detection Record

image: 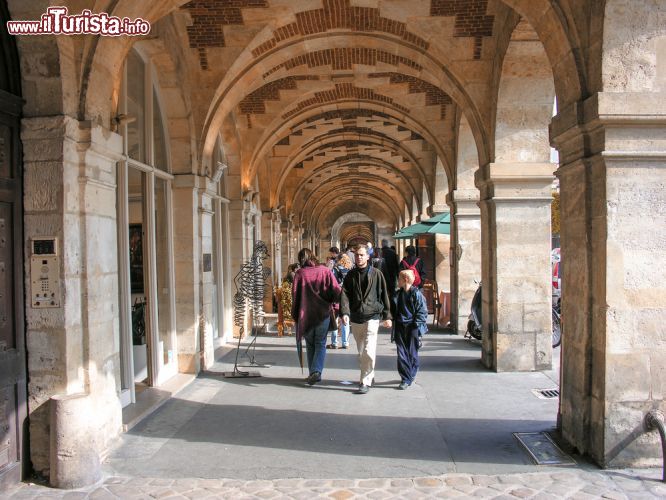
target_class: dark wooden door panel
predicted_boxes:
[0,124,10,179]
[0,202,13,350]
[0,86,24,493]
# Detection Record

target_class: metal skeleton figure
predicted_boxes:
[227,241,271,376]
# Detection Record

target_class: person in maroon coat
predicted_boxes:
[291,248,341,385]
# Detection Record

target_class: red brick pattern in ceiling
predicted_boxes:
[369,73,452,119]
[263,48,422,78]
[252,0,429,58]
[300,109,403,127]
[304,140,402,161]
[282,83,410,120]
[430,0,494,59]
[182,0,269,69]
[238,76,319,114]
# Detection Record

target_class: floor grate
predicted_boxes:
[514,432,576,465]
[532,388,560,399]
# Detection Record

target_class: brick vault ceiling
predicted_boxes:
[174,0,509,231]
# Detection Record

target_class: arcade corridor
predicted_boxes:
[0,0,665,492]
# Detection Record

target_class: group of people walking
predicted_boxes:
[290,242,429,394]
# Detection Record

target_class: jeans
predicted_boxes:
[330,320,351,347]
[304,317,330,375]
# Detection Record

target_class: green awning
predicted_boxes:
[424,221,450,235]
[423,212,450,224]
[394,222,433,239]
[393,212,451,239]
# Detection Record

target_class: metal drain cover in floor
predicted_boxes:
[532,388,560,399]
[514,432,576,465]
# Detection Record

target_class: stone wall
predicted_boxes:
[22,115,123,477]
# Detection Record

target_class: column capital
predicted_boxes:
[475,162,554,202]
[447,189,480,217]
[551,91,666,166]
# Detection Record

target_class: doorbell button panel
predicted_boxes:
[30,237,61,308]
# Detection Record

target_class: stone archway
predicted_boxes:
[478,17,557,372]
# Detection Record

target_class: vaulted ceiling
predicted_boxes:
[145,0,555,239]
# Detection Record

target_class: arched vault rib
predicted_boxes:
[325,203,400,234]
[291,157,419,213]
[274,133,430,210]
[314,195,400,239]
[297,173,409,221]
[251,100,454,189]
[201,33,490,170]
[307,186,402,232]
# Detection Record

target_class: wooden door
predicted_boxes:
[0,1,26,491]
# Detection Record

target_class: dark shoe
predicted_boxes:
[326,344,337,349]
[355,384,369,394]
[341,345,348,349]
[398,382,409,390]
[306,372,322,386]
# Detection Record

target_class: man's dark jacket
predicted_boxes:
[340,266,392,324]
[380,246,400,291]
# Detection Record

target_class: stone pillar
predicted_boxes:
[476,162,553,371]
[552,92,666,467]
[286,214,296,265]
[259,211,274,313]
[280,222,290,273]
[172,175,202,374]
[271,210,283,285]
[448,190,481,335]
[22,116,122,480]
[199,181,217,370]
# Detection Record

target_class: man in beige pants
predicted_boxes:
[340,244,392,394]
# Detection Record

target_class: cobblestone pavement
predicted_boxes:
[6,469,666,499]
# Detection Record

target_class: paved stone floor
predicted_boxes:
[6,329,665,499]
[7,469,666,498]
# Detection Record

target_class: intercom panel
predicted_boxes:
[30,237,61,308]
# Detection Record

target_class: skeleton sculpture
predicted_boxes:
[226,241,271,376]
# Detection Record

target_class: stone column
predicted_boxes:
[259,211,274,313]
[476,162,554,371]
[271,210,283,284]
[22,116,122,482]
[286,214,295,265]
[199,181,217,370]
[171,174,202,374]
[447,189,481,335]
[226,198,245,338]
[553,92,666,467]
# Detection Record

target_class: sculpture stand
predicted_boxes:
[223,326,261,378]
[241,324,273,368]
[225,240,271,377]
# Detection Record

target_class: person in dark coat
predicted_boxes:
[393,269,428,389]
[399,245,425,288]
[291,249,341,385]
[340,244,392,394]
[379,239,400,316]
